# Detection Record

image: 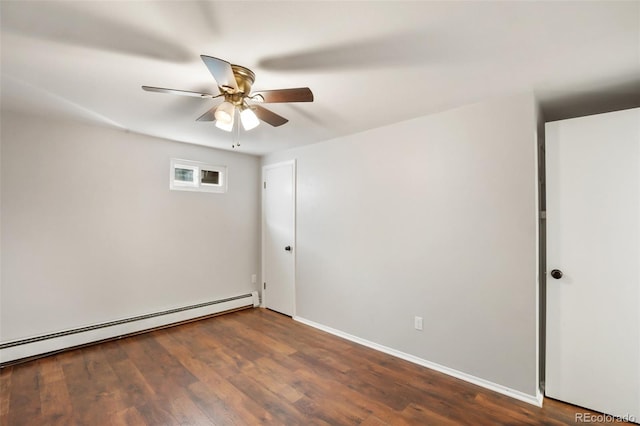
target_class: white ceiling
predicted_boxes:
[1,1,638,155]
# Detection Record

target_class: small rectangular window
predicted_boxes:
[201,170,220,185]
[170,159,227,193]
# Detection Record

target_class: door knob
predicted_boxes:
[285,246,292,251]
[550,269,563,279]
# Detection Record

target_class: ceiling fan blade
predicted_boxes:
[142,86,217,98]
[251,87,314,103]
[195,105,220,122]
[253,105,289,127]
[200,55,238,91]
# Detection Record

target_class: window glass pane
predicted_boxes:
[175,168,194,182]
[201,170,220,185]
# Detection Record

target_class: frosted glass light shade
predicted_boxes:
[214,101,235,124]
[241,107,260,131]
[215,115,234,131]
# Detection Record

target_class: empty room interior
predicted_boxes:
[1,1,639,425]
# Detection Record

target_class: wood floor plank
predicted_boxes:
[0,365,12,421]
[292,367,383,425]
[108,357,157,408]
[110,406,147,426]
[154,328,266,424]
[38,357,74,425]
[291,349,410,412]
[294,396,364,426]
[164,394,213,425]
[203,319,273,363]
[2,307,633,425]
[135,400,180,425]
[226,370,310,425]
[186,380,259,426]
[117,334,195,402]
[400,402,462,425]
[249,357,304,403]
[61,348,128,425]
[361,414,391,426]
[224,314,298,356]
[6,362,42,426]
[164,322,220,357]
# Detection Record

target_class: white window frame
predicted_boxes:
[170,159,227,193]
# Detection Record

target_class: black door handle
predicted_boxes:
[550,269,563,279]
[285,246,292,252]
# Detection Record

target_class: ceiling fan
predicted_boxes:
[142,55,313,143]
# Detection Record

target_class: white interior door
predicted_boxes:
[546,108,639,420]
[263,161,295,316]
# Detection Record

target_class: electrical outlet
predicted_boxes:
[251,274,257,284]
[414,316,423,331]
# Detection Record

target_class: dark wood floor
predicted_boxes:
[1,308,630,425]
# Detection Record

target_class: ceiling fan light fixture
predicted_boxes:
[143,55,314,143]
[240,107,260,131]
[214,101,235,124]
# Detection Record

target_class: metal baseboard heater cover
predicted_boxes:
[0,291,260,364]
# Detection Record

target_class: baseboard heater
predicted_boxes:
[0,291,260,366]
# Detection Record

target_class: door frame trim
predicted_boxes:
[261,159,297,316]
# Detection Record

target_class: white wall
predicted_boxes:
[263,93,540,397]
[1,111,260,342]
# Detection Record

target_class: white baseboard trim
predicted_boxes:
[1,292,258,364]
[294,315,543,407]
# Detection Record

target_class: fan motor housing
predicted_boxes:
[228,65,255,98]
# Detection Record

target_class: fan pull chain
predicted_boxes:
[231,109,241,148]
